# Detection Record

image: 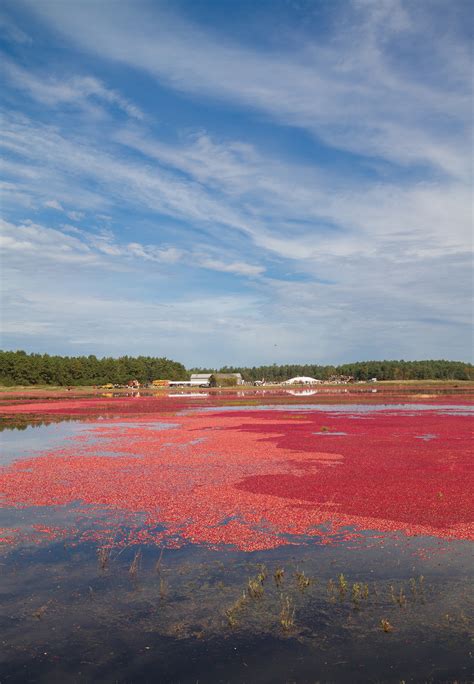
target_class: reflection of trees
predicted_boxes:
[0,414,86,432]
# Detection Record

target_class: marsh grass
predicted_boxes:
[159,578,168,600]
[351,582,369,608]
[327,578,337,600]
[225,590,248,627]
[380,618,394,633]
[338,573,348,597]
[247,564,267,599]
[32,602,51,620]
[247,577,264,599]
[390,584,407,607]
[279,594,295,632]
[97,546,110,571]
[274,567,285,587]
[129,549,142,579]
[155,547,164,574]
[295,569,311,592]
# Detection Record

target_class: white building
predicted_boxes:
[282,376,322,385]
[190,373,213,387]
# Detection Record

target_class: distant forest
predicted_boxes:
[0,351,472,385]
[0,351,187,386]
[192,360,474,382]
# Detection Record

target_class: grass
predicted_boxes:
[380,618,394,633]
[97,546,110,571]
[32,602,50,620]
[295,569,311,591]
[247,577,264,599]
[225,590,248,627]
[129,549,142,578]
[247,564,267,599]
[338,573,348,597]
[274,567,285,586]
[159,578,168,600]
[390,584,407,607]
[279,594,295,632]
[155,547,165,574]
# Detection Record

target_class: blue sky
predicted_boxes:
[0,0,472,366]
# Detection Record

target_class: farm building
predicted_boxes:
[282,376,322,385]
[190,374,213,387]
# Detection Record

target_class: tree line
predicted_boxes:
[0,351,472,386]
[192,360,474,382]
[0,351,187,386]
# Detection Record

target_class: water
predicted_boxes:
[0,392,472,682]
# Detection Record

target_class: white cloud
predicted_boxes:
[1,59,144,120]
[67,210,84,222]
[44,199,64,211]
[22,0,471,179]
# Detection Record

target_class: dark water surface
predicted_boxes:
[0,400,473,683]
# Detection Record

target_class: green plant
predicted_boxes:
[274,567,285,586]
[380,618,393,632]
[97,546,110,571]
[129,549,142,578]
[225,590,248,627]
[280,595,295,631]
[296,569,311,591]
[247,577,264,599]
[338,573,348,596]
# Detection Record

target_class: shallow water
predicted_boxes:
[0,392,473,683]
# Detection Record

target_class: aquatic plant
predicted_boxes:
[274,567,285,586]
[155,547,164,573]
[380,618,394,632]
[129,549,142,578]
[159,578,168,600]
[32,603,50,620]
[247,577,264,599]
[338,573,348,596]
[296,569,311,591]
[327,578,337,600]
[225,590,248,627]
[279,594,295,631]
[97,546,110,571]
[390,584,406,607]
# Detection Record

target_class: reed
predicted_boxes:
[296,569,311,591]
[279,594,295,631]
[97,546,110,571]
[129,549,142,578]
[380,618,393,633]
[274,567,285,587]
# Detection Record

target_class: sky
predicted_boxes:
[0,0,472,367]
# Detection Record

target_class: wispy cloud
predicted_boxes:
[2,59,144,119]
[0,0,472,364]
[22,0,471,178]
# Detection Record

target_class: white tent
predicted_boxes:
[282,376,322,385]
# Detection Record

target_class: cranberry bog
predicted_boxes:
[0,387,473,683]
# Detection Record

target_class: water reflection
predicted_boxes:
[0,534,472,683]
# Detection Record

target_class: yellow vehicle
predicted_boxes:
[100,383,114,389]
[152,379,169,387]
